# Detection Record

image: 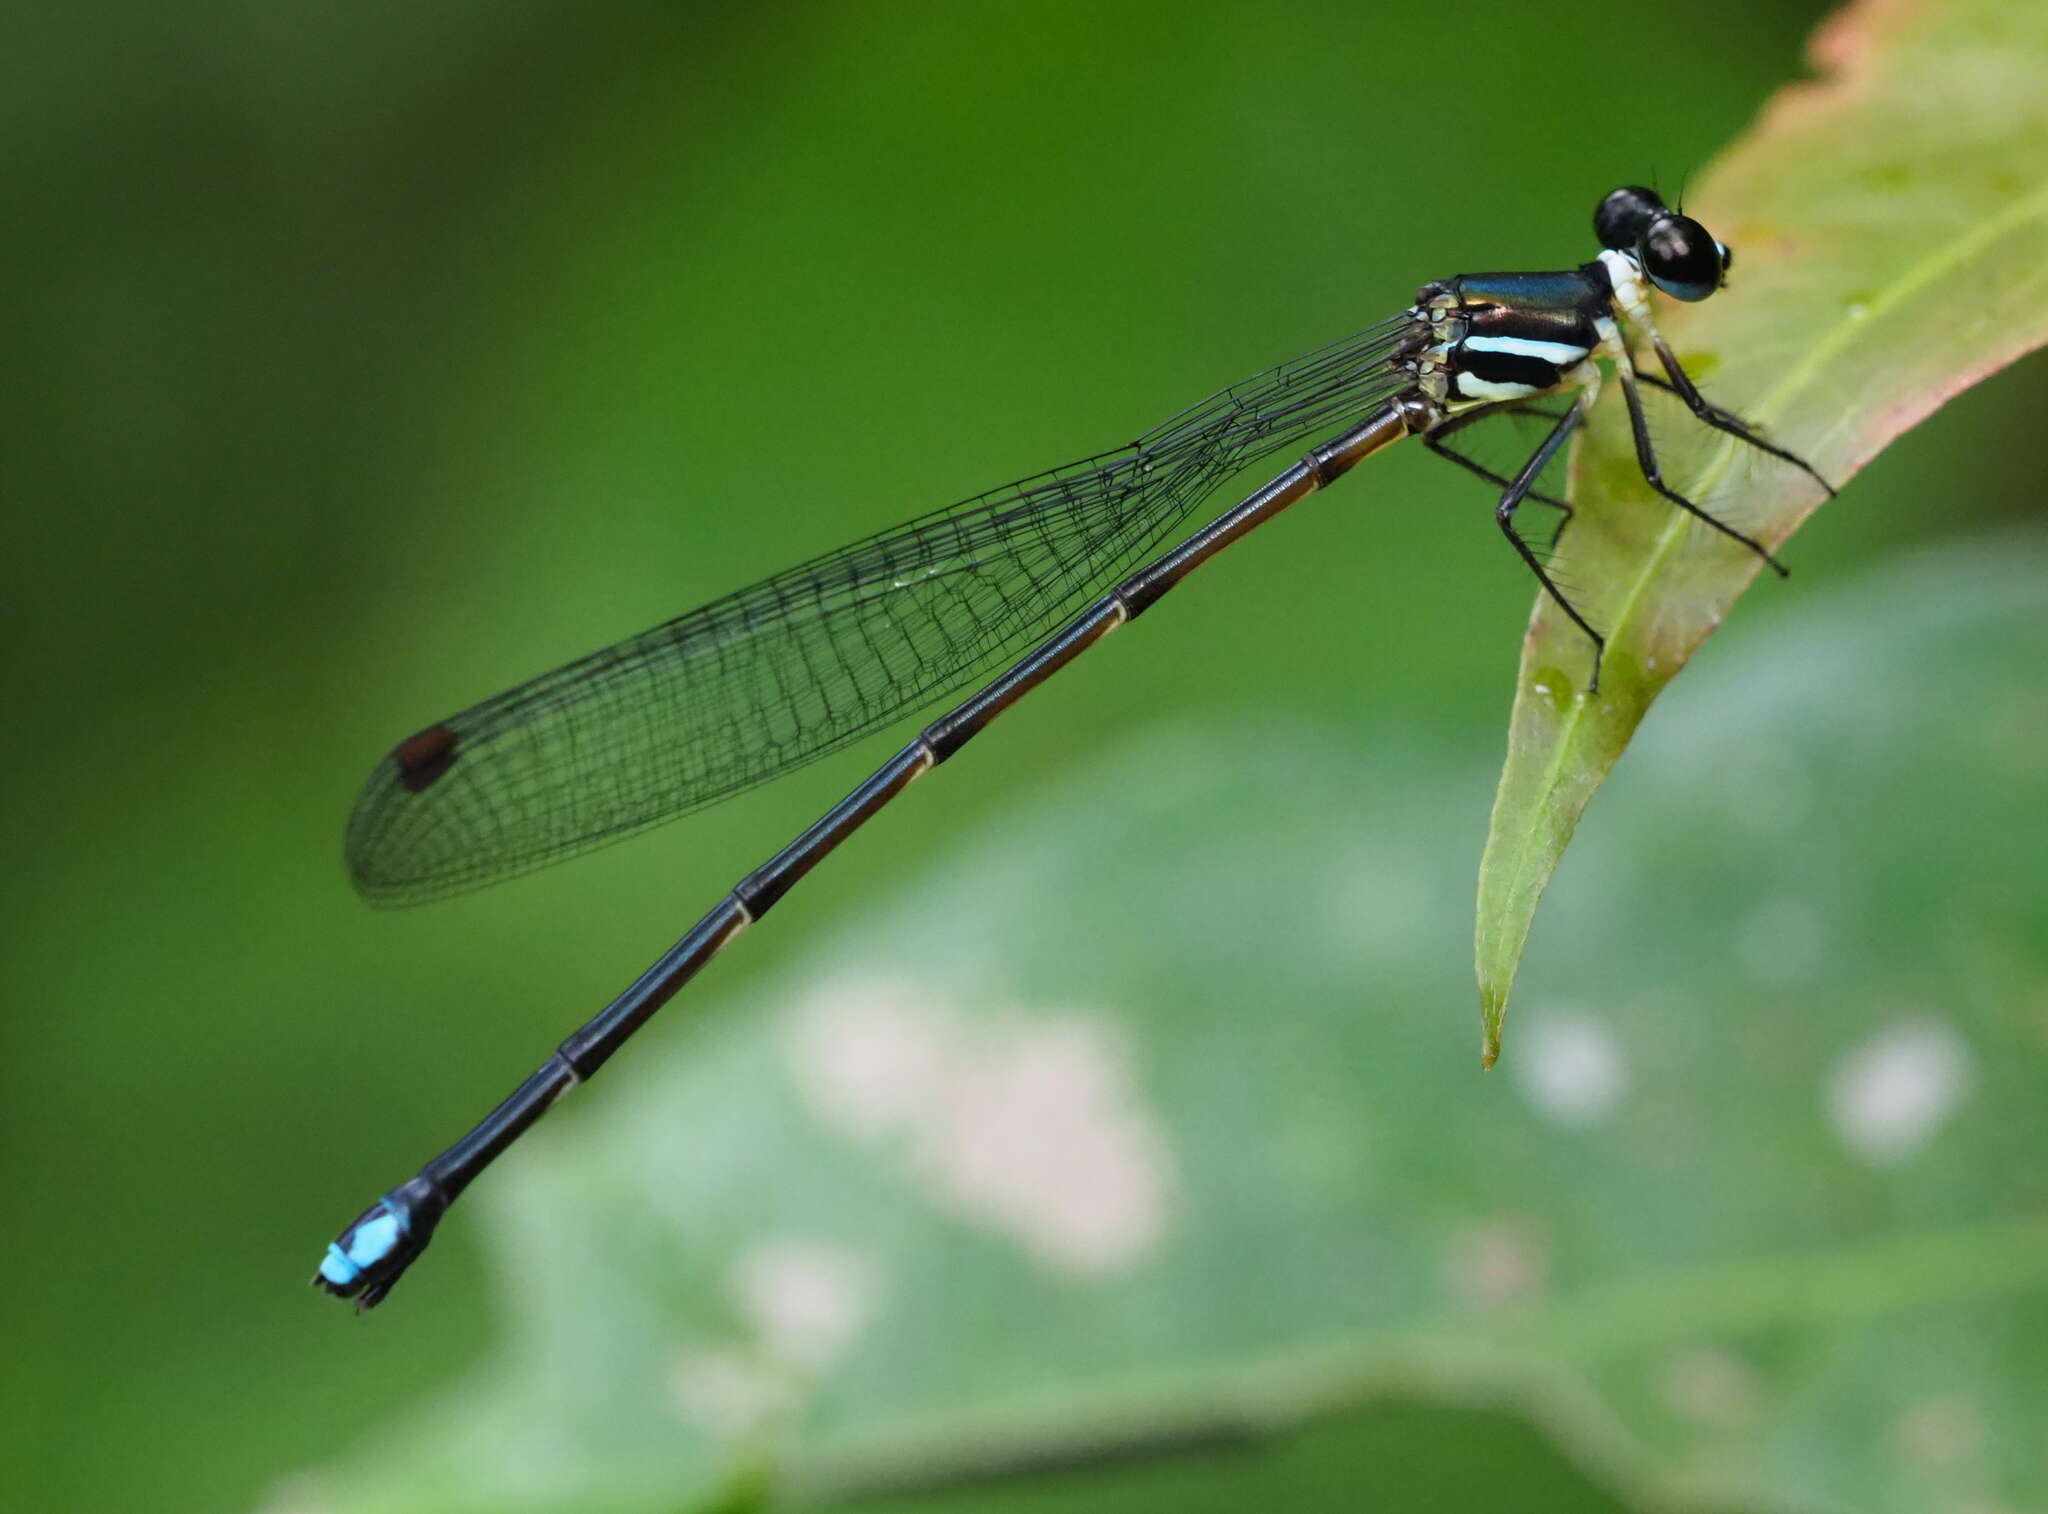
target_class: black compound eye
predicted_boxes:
[1593,185,1666,251]
[1639,213,1724,302]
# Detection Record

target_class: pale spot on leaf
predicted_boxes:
[1512,1012,1626,1126]
[669,1347,790,1437]
[666,1243,874,1440]
[1826,1021,1975,1165]
[734,1242,875,1370]
[918,1017,1172,1273]
[790,978,953,1138]
[789,975,1176,1276]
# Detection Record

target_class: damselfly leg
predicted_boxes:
[1423,402,1579,521]
[1482,399,1608,685]
[1639,340,1838,498]
[1613,358,1792,577]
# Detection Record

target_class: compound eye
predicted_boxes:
[1594,185,1666,251]
[1640,213,1723,302]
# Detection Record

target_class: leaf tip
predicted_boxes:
[1479,990,1505,1068]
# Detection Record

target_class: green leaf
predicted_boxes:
[1474,0,2048,1065]
[293,530,2048,1514]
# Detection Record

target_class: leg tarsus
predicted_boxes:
[1645,340,1837,498]
[1618,364,1792,578]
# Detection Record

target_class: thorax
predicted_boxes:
[1400,263,1614,419]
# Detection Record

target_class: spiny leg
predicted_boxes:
[1484,396,1608,691]
[1616,361,1790,578]
[1426,406,1578,561]
[1424,402,1575,516]
[1639,338,1836,497]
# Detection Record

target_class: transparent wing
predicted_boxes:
[347,317,1415,904]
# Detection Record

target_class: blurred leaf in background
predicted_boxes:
[2,3,2044,1514]
[288,531,2048,1514]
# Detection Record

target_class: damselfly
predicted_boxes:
[317,186,1832,1307]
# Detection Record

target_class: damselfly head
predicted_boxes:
[1592,185,1728,304]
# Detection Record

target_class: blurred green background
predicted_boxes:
[5,3,2045,1512]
